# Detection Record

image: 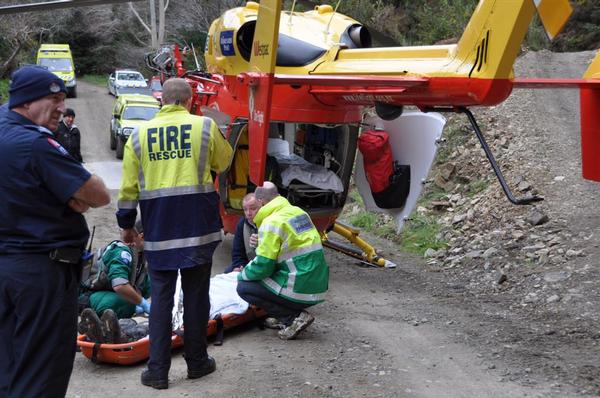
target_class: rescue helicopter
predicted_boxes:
[143,0,600,267]
[2,0,599,268]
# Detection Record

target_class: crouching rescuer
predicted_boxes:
[236,182,329,340]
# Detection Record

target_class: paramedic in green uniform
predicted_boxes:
[82,221,150,319]
[237,182,329,340]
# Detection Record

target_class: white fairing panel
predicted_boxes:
[355,111,446,233]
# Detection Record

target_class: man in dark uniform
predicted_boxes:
[117,78,232,389]
[0,66,110,398]
[54,107,83,163]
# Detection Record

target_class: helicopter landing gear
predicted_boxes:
[423,106,544,205]
[321,221,397,268]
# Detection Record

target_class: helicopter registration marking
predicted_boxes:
[342,94,394,103]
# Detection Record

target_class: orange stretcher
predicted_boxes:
[77,307,267,365]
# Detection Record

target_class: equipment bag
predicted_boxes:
[80,240,122,292]
[358,130,411,209]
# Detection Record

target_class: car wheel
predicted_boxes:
[68,86,77,98]
[116,137,125,159]
[110,128,117,150]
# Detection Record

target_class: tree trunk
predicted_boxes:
[158,0,165,47]
[149,0,157,49]
[1,40,23,77]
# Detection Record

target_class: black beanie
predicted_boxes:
[8,66,67,109]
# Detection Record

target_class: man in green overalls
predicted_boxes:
[79,221,150,342]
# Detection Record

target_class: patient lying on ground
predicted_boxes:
[80,272,249,344]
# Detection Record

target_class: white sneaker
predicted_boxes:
[278,311,314,340]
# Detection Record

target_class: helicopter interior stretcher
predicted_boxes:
[221,120,358,211]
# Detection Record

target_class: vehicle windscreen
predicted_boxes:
[118,87,152,96]
[38,58,72,72]
[118,72,145,81]
[123,106,159,120]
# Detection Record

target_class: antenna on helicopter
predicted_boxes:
[325,0,342,35]
[288,0,296,27]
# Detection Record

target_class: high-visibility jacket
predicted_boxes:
[117,104,233,270]
[238,196,328,304]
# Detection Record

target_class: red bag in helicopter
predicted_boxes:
[358,130,394,193]
[358,130,410,209]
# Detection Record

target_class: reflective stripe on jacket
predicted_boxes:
[238,196,329,304]
[117,105,233,270]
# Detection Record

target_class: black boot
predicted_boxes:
[187,356,216,379]
[100,309,123,344]
[141,369,168,390]
[80,308,105,343]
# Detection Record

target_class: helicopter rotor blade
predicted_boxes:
[0,0,144,15]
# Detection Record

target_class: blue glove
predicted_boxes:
[139,297,151,314]
[135,305,144,315]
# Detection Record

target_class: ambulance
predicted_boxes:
[36,44,77,97]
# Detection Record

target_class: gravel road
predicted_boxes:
[64,48,598,398]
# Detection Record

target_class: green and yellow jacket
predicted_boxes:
[238,196,328,304]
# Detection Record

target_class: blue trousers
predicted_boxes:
[0,254,78,398]
[237,280,312,326]
[148,263,212,375]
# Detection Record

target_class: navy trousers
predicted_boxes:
[237,280,312,326]
[148,263,212,375]
[0,254,78,398]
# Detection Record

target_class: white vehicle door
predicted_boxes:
[355,111,446,233]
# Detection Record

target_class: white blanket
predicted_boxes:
[172,272,250,331]
[208,272,249,319]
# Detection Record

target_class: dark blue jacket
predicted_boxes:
[224,217,257,273]
[0,110,91,253]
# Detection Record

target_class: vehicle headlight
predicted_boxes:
[121,127,134,137]
[65,78,76,87]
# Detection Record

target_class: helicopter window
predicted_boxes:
[275,35,326,67]
[236,21,326,67]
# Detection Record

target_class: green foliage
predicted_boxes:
[467,179,488,196]
[348,212,378,230]
[347,188,365,206]
[80,74,107,87]
[400,213,447,255]
[524,15,550,51]
[0,79,8,104]
[436,118,471,164]
[408,0,478,45]
[342,185,448,257]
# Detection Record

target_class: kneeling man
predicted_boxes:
[236,182,329,340]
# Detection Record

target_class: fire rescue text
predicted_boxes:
[147,124,193,161]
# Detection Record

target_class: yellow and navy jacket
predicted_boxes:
[117,104,232,270]
[238,196,328,304]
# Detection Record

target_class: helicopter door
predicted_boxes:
[355,111,446,233]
